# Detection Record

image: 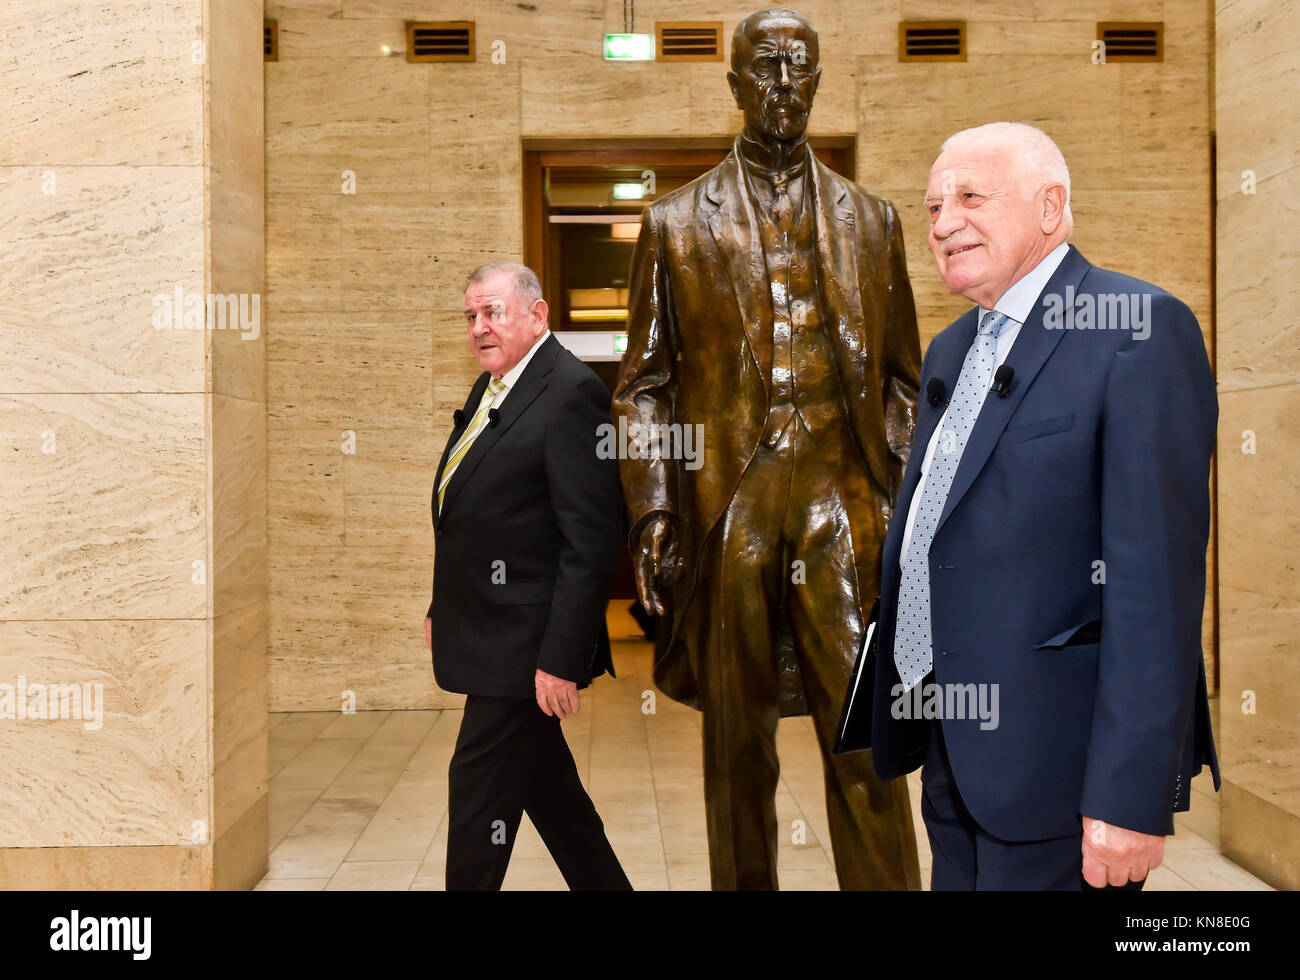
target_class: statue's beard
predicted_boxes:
[759,99,808,140]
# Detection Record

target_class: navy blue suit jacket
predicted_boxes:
[870,245,1221,841]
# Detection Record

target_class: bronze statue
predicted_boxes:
[613,8,923,889]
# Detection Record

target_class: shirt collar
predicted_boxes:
[497,329,550,389]
[979,241,1071,326]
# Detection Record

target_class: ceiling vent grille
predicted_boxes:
[898,21,966,62]
[406,21,475,63]
[1097,22,1164,62]
[264,20,278,62]
[657,22,723,62]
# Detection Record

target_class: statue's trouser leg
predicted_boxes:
[687,429,792,890]
[782,413,922,890]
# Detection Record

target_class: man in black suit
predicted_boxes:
[424,262,631,891]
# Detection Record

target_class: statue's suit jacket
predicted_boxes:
[613,146,922,714]
[870,246,1221,841]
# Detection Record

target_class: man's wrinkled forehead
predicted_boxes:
[733,13,818,66]
[464,281,512,313]
[925,145,1012,197]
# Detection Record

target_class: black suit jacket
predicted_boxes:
[427,334,621,697]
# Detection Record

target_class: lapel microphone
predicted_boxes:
[991,365,1015,398]
[452,408,465,428]
[926,378,947,406]
[487,408,501,428]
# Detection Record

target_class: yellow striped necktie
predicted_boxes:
[438,377,507,511]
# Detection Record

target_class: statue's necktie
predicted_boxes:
[438,377,507,512]
[893,310,1012,691]
[771,170,795,231]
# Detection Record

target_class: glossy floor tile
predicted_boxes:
[256,605,1270,891]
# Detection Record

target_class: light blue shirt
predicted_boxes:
[900,242,1070,562]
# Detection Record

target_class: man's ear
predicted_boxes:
[532,298,549,334]
[1040,183,1068,235]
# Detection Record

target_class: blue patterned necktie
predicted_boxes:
[893,310,1012,691]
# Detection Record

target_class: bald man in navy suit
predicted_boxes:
[870,123,1220,890]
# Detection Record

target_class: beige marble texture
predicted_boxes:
[274,17,407,59]
[212,600,269,839]
[1214,0,1299,199]
[268,311,434,429]
[267,427,347,547]
[0,619,208,847]
[521,57,692,136]
[1220,780,1300,890]
[0,0,269,889]
[213,792,268,890]
[1215,165,1300,393]
[211,393,268,619]
[265,195,344,311]
[1217,386,1299,816]
[0,0,203,167]
[0,393,206,620]
[209,0,269,404]
[1215,0,1299,891]
[0,844,210,890]
[266,59,431,195]
[476,0,605,61]
[0,166,206,394]
[343,426,438,548]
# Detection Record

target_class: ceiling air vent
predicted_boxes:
[264,20,278,62]
[898,21,966,62]
[1097,22,1163,62]
[657,22,723,62]
[406,21,475,63]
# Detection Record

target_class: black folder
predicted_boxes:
[832,597,879,755]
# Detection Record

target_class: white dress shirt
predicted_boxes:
[899,243,1070,562]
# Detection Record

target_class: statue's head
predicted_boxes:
[727,8,821,144]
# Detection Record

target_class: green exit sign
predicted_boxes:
[614,334,629,354]
[604,34,654,61]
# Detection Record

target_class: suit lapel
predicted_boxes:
[704,147,772,391]
[932,245,1093,539]
[433,373,489,515]
[436,334,558,524]
[810,155,863,343]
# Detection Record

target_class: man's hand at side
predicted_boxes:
[1081,815,1166,887]
[536,669,580,720]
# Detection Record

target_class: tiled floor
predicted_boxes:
[256,605,1271,891]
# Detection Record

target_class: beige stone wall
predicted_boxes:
[1215,0,1299,891]
[0,0,266,889]
[265,0,1214,709]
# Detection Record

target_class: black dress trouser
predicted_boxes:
[446,694,632,891]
